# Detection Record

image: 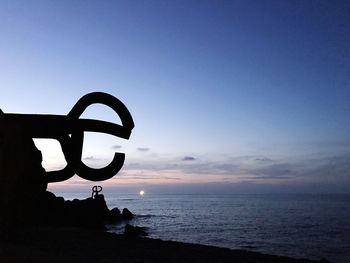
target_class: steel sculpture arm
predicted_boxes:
[0,92,134,183]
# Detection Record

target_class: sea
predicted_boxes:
[53,191,350,263]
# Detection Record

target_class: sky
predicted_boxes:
[0,0,349,194]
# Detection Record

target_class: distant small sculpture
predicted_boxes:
[0,92,134,183]
[92,185,103,198]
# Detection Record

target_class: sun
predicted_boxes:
[139,190,145,196]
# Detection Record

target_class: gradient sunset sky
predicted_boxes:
[0,1,349,194]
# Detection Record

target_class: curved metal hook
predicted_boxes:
[68,92,134,139]
[46,130,84,183]
[66,92,134,182]
[77,152,125,182]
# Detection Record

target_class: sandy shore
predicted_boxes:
[0,226,330,263]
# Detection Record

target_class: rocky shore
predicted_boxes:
[0,111,333,263]
[0,226,330,263]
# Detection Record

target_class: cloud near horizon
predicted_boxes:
[46,152,350,193]
[112,145,122,149]
[137,147,150,152]
[123,153,350,186]
[83,156,96,161]
[182,156,196,161]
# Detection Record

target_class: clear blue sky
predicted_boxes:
[0,0,349,193]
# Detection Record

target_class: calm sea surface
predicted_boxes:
[54,192,350,263]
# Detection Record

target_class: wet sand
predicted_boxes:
[0,226,330,263]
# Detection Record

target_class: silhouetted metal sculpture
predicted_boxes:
[92,185,103,198]
[0,92,134,183]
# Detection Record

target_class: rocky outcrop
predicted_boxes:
[122,208,134,220]
[0,120,47,226]
[0,120,134,229]
[124,224,148,237]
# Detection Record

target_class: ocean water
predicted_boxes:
[55,192,350,263]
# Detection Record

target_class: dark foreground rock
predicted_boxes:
[0,227,330,263]
[0,122,132,229]
[0,121,48,226]
[124,223,148,237]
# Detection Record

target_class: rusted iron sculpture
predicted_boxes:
[0,92,134,183]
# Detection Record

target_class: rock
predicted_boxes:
[0,120,47,226]
[60,196,109,229]
[110,207,121,216]
[0,116,136,230]
[122,208,134,220]
[109,207,122,222]
[124,224,148,237]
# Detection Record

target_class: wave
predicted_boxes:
[136,214,154,218]
[135,214,177,219]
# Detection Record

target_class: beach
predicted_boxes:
[0,226,329,263]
